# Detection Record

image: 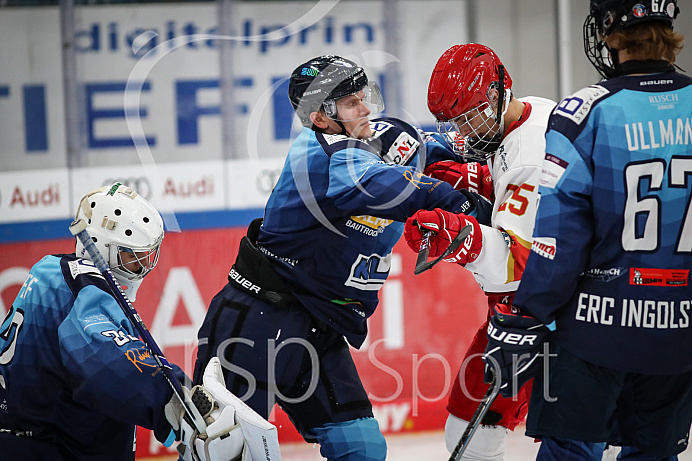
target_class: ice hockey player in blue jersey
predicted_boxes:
[193,55,493,461]
[0,183,266,461]
[482,1,691,460]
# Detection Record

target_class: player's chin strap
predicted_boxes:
[494,66,511,135]
[335,119,348,136]
[496,66,506,123]
[311,118,348,136]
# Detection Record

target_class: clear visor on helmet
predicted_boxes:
[437,101,502,162]
[109,239,162,281]
[322,81,385,122]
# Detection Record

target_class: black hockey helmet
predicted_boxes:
[288,55,383,127]
[584,0,680,78]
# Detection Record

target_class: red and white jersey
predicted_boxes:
[465,96,556,293]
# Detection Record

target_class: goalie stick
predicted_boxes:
[69,218,208,434]
[448,362,501,461]
[414,225,472,275]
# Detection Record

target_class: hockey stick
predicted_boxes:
[413,231,432,275]
[414,224,472,275]
[448,362,501,461]
[69,218,207,434]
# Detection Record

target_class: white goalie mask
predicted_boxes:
[75,183,164,301]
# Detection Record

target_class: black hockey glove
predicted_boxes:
[482,303,551,398]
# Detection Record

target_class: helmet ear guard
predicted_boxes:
[75,182,164,301]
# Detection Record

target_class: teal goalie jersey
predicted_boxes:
[0,254,185,460]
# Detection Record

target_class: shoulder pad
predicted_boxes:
[547,85,612,143]
[366,117,422,166]
[552,84,610,127]
[316,131,378,158]
[59,254,112,298]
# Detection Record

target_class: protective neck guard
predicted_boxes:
[618,60,675,76]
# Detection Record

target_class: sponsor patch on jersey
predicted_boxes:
[68,259,104,280]
[331,298,366,318]
[640,79,673,86]
[648,92,678,111]
[582,267,627,282]
[540,154,569,189]
[321,133,350,145]
[496,145,509,172]
[368,120,393,138]
[630,268,689,286]
[382,131,420,165]
[125,345,158,373]
[347,215,393,236]
[531,237,556,260]
[345,253,391,291]
[83,313,112,326]
[555,85,610,125]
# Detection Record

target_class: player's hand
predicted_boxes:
[424,161,494,201]
[482,303,552,398]
[404,209,483,265]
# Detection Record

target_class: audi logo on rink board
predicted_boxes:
[102,177,152,199]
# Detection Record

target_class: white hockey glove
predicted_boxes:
[166,357,282,461]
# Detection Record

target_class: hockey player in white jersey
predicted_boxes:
[403,43,558,460]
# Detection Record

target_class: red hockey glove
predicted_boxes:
[482,303,552,398]
[424,161,494,201]
[404,209,483,265]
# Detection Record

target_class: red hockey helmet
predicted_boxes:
[428,44,512,161]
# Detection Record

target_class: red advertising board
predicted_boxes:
[0,226,488,458]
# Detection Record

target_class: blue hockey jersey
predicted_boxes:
[0,254,185,460]
[514,70,692,375]
[257,117,483,347]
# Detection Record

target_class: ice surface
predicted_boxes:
[279,427,692,461]
[144,426,692,460]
